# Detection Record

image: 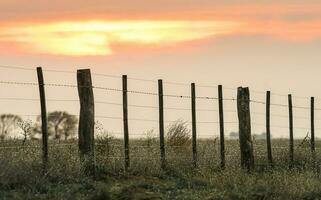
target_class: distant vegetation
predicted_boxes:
[0,114,22,140]
[0,111,78,142]
[1,116,321,199]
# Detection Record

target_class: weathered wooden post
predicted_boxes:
[122,75,130,171]
[191,83,197,167]
[237,87,254,171]
[218,85,225,169]
[288,94,294,167]
[77,69,95,176]
[158,79,166,169]
[266,91,273,166]
[36,67,48,174]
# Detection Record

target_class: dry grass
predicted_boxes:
[1,137,321,199]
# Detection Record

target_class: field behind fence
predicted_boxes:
[0,65,320,174]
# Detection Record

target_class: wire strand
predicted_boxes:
[0,64,318,100]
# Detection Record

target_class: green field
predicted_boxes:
[1,138,321,200]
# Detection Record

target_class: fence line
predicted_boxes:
[0,65,320,172]
[0,80,316,109]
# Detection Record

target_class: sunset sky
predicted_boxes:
[1,0,321,138]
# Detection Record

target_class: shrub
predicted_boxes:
[143,129,157,148]
[166,120,191,148]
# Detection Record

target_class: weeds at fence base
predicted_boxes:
[2,139,321,199]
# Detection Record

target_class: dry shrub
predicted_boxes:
[166,120,191,148]
[166,120,192,168]
[141,129,157,148]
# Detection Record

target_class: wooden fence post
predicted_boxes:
[77,69,95,176]
[311,97,316,165]
[158,79,166,169]
[237,87,254,171]
[122,75,130,171]
[191,83,197,167]
[218,85,225,169]
[288,94,294,167]
[36,67,48,174]
[266,91,273,166]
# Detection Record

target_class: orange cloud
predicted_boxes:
[0,20,242,56]
[0,2,321,56]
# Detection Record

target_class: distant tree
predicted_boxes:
[33,111,77,140]
[0,114,22,140]
[17,119,34,145]
[47,111,78,140]
[48,111,65,140]
[32,120,41,136]
[61,114,78,140]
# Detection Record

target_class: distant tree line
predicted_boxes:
[0,111,78,142]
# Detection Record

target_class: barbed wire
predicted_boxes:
[250,99,318,110]
[96,101,222,112]
[0,81,38,86]
[0,64,318,100]
[0,80,220,100]
[0,65,36,72]
[1,66,321,130]
[98,132,158,137]
[0,80,315,109]
[251,111,320,120]
[252,123,317,130]
[0,97,222,114]
[95,115,237,124]
[0,64,299,100]
[0,97,79,102]
[0,96,319,121]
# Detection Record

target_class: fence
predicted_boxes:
[0,64,320,174]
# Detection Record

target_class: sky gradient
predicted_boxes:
[1,1,321,138]
[1,1,321,56]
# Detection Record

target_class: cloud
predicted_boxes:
[0,1,320,56]
[0,20,241,56]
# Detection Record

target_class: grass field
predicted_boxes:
[1,138,321,200]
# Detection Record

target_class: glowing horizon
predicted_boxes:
[0,20,242,56]
[0,1,320,56]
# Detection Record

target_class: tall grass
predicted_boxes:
[1,120,321,199]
